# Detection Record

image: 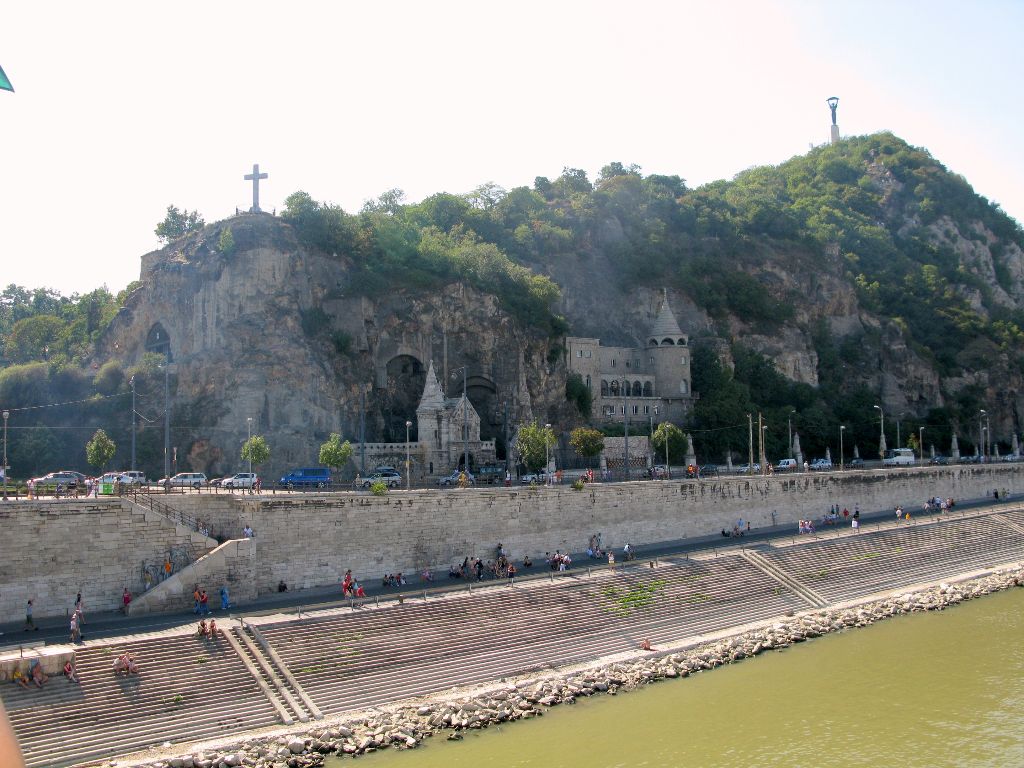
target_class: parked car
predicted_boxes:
[31,471,81,490]
[735,463,760,474]
[651,465,670,479]
[161,472,208,488]
[519,471,548,484]
[279,467,331,488]
[930,455,949,465]
[208,477,225,487]
[699,464,720,477]
[775,458,798,472]
[848,457,866,469]
[810,458,833,471]
[1002,453,1021,462]
[362,470,402,488]
[439,470,475,486]
[223,472,258,489]
[119,470,147,486]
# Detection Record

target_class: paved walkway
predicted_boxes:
[0,492,1007,650]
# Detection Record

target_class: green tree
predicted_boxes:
[241,435,270,469]
[155,205,205,243]
[86,428,116,473]
[515,421,557,472]
[565,373,592,418]
[651,422,688,465]
[569,427,604,458]
[318,433,353,474]
[217,226,235,255]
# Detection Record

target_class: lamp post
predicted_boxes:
[979,409,987,463]
[247,417,253,474]
[840,425,846,472]
[2,410,8,500]
[760,422,768,475]
[873,404,885,459]
[622,379,630,482]
[163,351,171,486]
[918,426,924,464]
[788,409,796,458]
[130,375,137,472]
[896,414,903,449]
[545,423,552,485]
[405,420,412,490]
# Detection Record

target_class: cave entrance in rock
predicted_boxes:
[465,374,501,453]
[381,355,425,442]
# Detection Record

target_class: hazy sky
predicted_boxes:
[2,1,1022,297]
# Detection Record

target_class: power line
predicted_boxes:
[3,391,129,414]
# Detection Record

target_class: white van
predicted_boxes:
[883,448,916,466]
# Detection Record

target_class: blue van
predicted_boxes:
[278,467,331,488]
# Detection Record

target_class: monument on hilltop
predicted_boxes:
[244,163,268,213]
[827,96,840,144]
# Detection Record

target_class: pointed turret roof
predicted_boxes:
[418,361,446,410]
[650,295,684,339]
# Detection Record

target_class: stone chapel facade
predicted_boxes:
[565,296,695,426]
[414,361,495,475]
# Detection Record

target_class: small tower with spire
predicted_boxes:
[415,360,486,472]
[648,289,691,403]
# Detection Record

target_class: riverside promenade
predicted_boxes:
[3,498,1024,767]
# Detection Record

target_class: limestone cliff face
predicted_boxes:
[101,216,566,479]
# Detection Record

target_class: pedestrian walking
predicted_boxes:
[74,593,84,624]
[70,612,81,643]
[852,517,860,532]
[193,586,201,614]
[122,588,132,614]
[220,586,230,611]
[25,599,37,631]
[199,589,210,615]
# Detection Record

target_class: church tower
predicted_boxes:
[416,360,446,451]
[647,292,691,405]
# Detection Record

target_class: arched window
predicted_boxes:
[661,338,675,346]
[643,382,653,397]
[610,380,620,396]
[679,338,688,347]
[601,379,609,396]
[632,381,642,397]
[648,338,658,347]
[679,380,689,394]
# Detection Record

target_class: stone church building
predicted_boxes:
[565,295,695,426]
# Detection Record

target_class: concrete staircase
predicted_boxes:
[0,631,279,768]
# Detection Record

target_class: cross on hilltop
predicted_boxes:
[244,163,268,213]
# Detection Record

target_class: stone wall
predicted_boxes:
[0,498,215,622]
[128,538,257,616]
[240,464,1021,594]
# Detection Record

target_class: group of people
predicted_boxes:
[546,551,573,571]
[922,497,956,513]
[196,618,219,638]
[382,573,407,587]
[341,570,366,598]
[11,659,49,689]
[112,652,139,676]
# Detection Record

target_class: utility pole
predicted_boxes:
[462,366,468,474]
[758,412,766,474]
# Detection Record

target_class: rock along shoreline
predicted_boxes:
[100,564,1024,768]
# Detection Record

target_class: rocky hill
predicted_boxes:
[2,132,1023,478]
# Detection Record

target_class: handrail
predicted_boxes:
[129,487,202,533]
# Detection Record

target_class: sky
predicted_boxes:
[2,0,1022,297]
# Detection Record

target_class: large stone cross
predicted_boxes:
[244,163,268,212]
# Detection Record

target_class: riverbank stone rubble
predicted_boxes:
[111,566,1024,768]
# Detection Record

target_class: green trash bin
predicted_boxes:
[99,482,115,496]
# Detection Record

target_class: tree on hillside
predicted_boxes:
[86,429,116,473]
[155,205,205,243]
[515,421,557,472]
[217,226,235,255]
[569,427,604,459]
[318,433,353,477]
[241,435,270,470]
[651,422,687,466]
[565,373,592,418]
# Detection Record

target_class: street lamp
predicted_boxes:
[2,410,8,500]
[896,413,904,449]
[130,375,137,472]
[788,409,796,458]
[622,379,630,482]
[247,417,253,474]
[544,423,552,485]
[840,425,846,471]
[163,351,171,487]
[918,426,924,464]
[761,422,769,475]
[405,420,412,490]
[873,404,886,459]
[979,409,987,463]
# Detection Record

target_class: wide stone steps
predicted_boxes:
[1,632,279,768]
[257,557,804,714]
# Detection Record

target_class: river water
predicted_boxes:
[331,587,1024,767]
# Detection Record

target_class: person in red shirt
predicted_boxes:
[199,590,210,615]
[122,588,132,614]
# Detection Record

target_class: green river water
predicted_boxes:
[331,587,1024,768]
